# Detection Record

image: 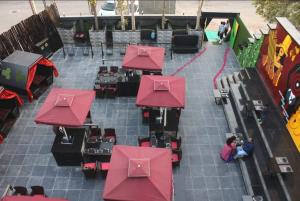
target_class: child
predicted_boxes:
[220,136,237,162]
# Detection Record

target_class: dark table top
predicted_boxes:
[96,73,125,85]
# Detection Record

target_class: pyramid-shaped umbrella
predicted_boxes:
[103,145,173,201]
[35,88,95,127]
[122,45,165,71]
[136,75,185,108]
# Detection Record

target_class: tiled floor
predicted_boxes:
[0,42,245,201]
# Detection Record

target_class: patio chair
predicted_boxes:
[81,161,98,178]
[104,86,117,99]
[172,149,182,167]
[13,186,28,195]
[30,186,45,196]
[99,162,110,178]
[94,84,105,98]
[99,66,108,74]
[89,126,102,138]
[138,136,151,147]
[142,109,150,124]
[104,128,117,144]
[171,136,182,150]
[110,66,119,73]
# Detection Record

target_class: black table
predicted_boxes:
[83,140,114,162]
[51,128,85,166]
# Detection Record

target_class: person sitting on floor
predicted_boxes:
[220,136,237,162]
[234,137,254,159]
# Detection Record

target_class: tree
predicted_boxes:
[161,0,167,29]
[253,0,300,29]
[131,0,136,31]
[195,0,204,30]
[117,0,127,30]
[88,0,99,31]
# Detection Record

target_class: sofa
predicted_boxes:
[172,35,199,53]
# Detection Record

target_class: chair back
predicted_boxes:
[30,186,45,196]
[13,186,28,195]
[99,66,108,73]
[104,128,116,137]
[110,66,118,73]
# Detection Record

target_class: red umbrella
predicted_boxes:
[122,45,165,71]
[35,88,95,127]
[1,196,68,201]
[136,75,185,108]
[103,145,173,201]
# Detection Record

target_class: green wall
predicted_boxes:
[237,35,264,68]
[232,15,252,54]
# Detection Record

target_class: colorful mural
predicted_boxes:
[257,21,300,120]
[237,35,264,68]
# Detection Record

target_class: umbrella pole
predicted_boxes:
[164,108,167,127]
[59,126,72,144]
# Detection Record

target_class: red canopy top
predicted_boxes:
[103,145,173,201]
[122,45,165,71]
[1,196,68,201]
[35,88,95,127]
[136,75,186,108]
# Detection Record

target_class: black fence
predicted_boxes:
[0,4,62,60]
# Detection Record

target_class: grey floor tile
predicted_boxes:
[0,43,246,201]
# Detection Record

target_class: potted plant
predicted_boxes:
[156,0,172,45]
[112,0,141,44]
[188,0,204,48]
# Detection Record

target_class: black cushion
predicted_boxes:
[173,35,199,47]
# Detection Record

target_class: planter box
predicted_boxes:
[187,27,204,48]
[89,26,106,48]
[112,28,141,44]
[157,24,173,44]
[57,24,76,44]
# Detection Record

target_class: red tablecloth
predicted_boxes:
[1,196,68,201]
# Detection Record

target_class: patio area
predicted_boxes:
[0,42,245,201]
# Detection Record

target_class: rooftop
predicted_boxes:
[0,43,244,201]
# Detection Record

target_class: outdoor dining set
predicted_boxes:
[0,44,186,201]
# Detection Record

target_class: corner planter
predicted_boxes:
[89,25,106,48]
[112,26,141,44]
[57,23,76,44]
[187,25,204,48]
[157,24,173,44]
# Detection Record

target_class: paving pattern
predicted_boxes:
[0,42,245,201]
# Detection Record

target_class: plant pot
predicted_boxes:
[89,25,106,47]
[187,25,204,48]
[112,26,141,44]
[157,24,173,44]
[57,23,76,44]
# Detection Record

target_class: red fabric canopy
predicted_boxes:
[0,88,23,106]
[122,45,165,71]
[26,58,59,102]
[103,145,173,201]
[34,88,95,127]
[136,75,185,108]
[1,196,68,201]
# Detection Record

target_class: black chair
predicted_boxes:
[30,186,45,196]
[81,161,98,178]
[13,186,28,195]
[171,136,182,150]
[110,66,119,73]
[138,136,151,147]
[104,128,117,144]
[172,149,182,167]
[99,66,108,74]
